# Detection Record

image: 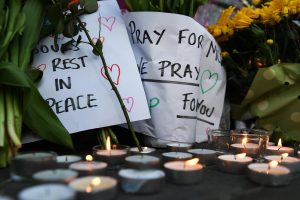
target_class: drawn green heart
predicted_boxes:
[200,70,219,94]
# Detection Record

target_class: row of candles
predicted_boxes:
[5,136,300,200]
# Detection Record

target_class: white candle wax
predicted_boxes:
[18,184,75,200]
[188,149,217,165]
[266,146,294,155]
[119,169,165,180]
[162,152,193,160]
[16,152,55,160]
[125,155,159,164]
[69,176,117,192]
[96,149,127,156]
[248,163,290,175]
[33,169,78,183]
[118,169,165,194]
[231,143,259,150]
[167,143,192,148]
[11,152,56,179]
[265,155,300,172]
[265,155,300,163]
[166,142,192,152]
[125,155,160,169]
[130,147,156,154]
[69,161,107,171]
[188,149,217,155]
[217,154,253,174]
[164,161,203,171]
[57,155,81,163]
[231,143,259,156]
[218,154,253,163]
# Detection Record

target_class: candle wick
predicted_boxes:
[277,146,282,151]
[234,155,236,160]
[109,150,111,156]
[243,144,246,148]
[65,156,68,162]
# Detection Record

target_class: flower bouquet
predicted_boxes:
[208,0,300,142]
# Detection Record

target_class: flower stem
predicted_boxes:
[74,15,142,151]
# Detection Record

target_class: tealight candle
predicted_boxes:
[162,152,193,163]
[18,184,76,200]
[166,142,192,152]
[33,169,78,183]
[11,151,57,179]
[217,153,253,174]
[188,149,218,165]
[248,161,292,186]
[118,169,165,194]
[56,155,82,168]
[230,137,259,157]
[130,147,156,155]
[93,136,128,166]
[69,176,117,200]
[69,155,107,176]
[266,138,294,155]
[125,155,160,169]
[164,158,203,184]
[265,153,300,173]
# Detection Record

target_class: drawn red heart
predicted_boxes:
[35,64,47,71]
[101,64,121,85]
[122,97,134,112]
[92,36,105,45]
[99,16,116,31]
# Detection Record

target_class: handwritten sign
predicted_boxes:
[124,12,226,143]
[32,1,150,133]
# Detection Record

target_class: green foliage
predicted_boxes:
[125,0,207,17]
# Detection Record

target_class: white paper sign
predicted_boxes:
[32,1,150,133]
[124,12,226,143]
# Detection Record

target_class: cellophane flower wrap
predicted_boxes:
[208,0,300,141]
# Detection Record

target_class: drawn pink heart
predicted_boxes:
[101,64,120,85]
[122,97,134,112]
[99,16,116,31]
[35,64,47,71]
[92,36,105,45]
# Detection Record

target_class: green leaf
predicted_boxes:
[83,0,98,14]
[63,20,79,38]
[47,5,64,34]
[92,38,103,56]
[0,62,73,149]
[26,69,43,83]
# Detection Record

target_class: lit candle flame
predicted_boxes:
[185,158,199,166]
[277,138,282,148]
[86,155,93,162]
[281,153,288,161]
[242,137,247,147]
[85,185,92,193]
[85,177,101,193]
[235,153,246,159]
[91,177,101,186]
[106,136,111,151]
[268,160,279,169]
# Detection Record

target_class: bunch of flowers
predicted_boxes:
[208,0,300,142]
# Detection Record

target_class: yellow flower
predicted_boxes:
[252,0,261,6]
[288,0,300,14]
[216,6,235,26]
[266,39,274,45]
[208,6,235,39]
[230,9,254,29]
[221,51,230,58]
